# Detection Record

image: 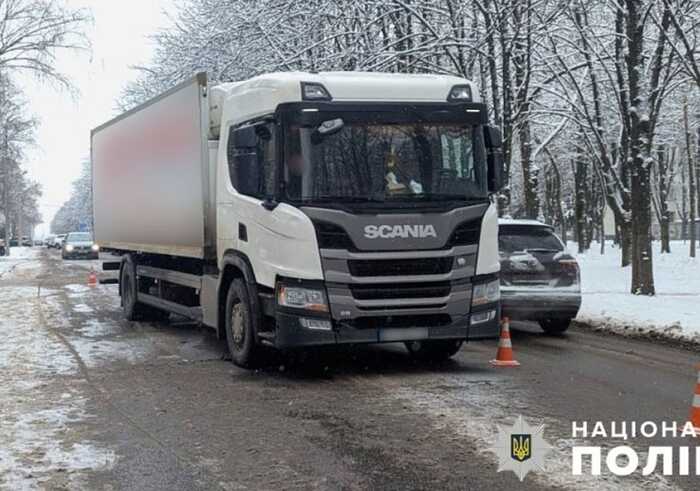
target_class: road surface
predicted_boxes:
[1,248,698,490]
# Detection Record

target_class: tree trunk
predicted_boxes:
[573,156,587,253]
[625,0,654,295]
[658,147,671,253]
[684,98,696,258]
[620,220,632,267]
[2,132,11,256]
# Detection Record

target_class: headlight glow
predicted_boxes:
[278,285,328,312]
[472,279,500,306]
[65,244,74,252]
[91,244,100,252]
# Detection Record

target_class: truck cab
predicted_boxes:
[92,72,504,367]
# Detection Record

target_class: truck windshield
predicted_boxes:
[283,121,487,204]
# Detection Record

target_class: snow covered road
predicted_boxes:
[0,248,115,489]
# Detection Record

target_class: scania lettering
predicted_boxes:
[91,72,505,366]
[363,224,437,239]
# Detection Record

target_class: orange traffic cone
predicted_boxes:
[689,364,700,432]
[87,269,98,287]
[490,317,520,367]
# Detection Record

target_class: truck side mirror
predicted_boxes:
[228,126,261,197]
[232,125,256,149]
[484,126,504,193]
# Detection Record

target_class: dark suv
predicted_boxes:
[498,219,581,333]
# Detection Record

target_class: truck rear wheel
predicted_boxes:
[225,278,262,367]
[405,339,463,361]
[120,255,167,322]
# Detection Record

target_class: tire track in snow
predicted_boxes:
[33,277,225,489]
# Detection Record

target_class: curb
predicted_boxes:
[572,320,700,352]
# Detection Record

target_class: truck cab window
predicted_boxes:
[227,122,276,199]
[256,123,276,199]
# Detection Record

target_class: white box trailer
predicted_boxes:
[92,74,216,259]
[92,71,505,368]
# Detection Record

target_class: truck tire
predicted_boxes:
[225,278,262,367]
[405,339,463,361]
[120,255,167,322]
[539,318,571,334]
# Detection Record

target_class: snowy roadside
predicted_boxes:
[0,247,39,276]
[0,252,116,489]
[573,241,700,345]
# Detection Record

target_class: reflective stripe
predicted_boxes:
[693,394,700,407]
[499,339,512,349]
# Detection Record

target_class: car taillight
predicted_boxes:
[559,259,579,276]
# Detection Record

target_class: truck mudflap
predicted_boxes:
[274,308,500,349]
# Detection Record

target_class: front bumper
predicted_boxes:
[63,251,99,259]
[274,305,500,349]
[500,288,581,321]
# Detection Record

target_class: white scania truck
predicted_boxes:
[92,72,504,366]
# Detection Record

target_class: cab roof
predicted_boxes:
[209,71,479,133]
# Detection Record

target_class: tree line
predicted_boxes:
[122,0,700,295]
[0,0,87,253]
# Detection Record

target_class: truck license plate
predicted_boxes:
[380,328,428,342]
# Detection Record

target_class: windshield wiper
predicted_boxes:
[388,194,486,203]
[302,196,386,204]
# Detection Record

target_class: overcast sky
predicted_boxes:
[21,0,175,237]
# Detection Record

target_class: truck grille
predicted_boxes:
[350,282,451,300]
[348,257,453,277]
[321,246,476,322]
[449,219,481,246]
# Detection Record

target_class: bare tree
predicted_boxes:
[0,0,90,85]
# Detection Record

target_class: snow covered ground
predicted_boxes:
[0,248,116,489]
[0,247,39,276]
[574,241,700,342]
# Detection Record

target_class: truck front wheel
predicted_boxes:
[405,339,463,362]
[225,278,262,367]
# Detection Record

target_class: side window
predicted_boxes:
[256,123,276,198]
[226,120,276,199]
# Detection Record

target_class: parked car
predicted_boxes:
[54,234,67,249]
[498,219,581,334]
[62,232,100,260]
[9,237,18,247]
[33,239,44,246]
[21,236,32,246]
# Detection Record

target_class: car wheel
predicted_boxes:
[225,278,262,368]
[539,318,571,334]
[405,339,463,361]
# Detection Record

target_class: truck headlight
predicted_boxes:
[472,279,500,306]
[65,244,74,252]
[277,284,328,312]
[91,244,100,252]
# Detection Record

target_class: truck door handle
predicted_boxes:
[239,223,248,242]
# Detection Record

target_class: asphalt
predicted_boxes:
[1,248,699,490]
